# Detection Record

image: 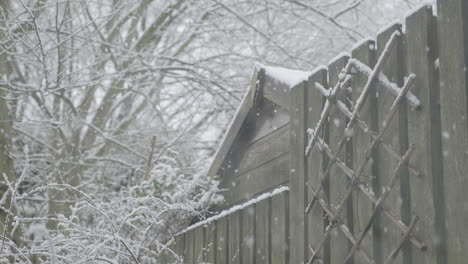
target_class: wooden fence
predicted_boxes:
[164,1,468,263]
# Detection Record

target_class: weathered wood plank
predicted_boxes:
[193,226,205,263]
[307,67,328,262]
[406,5,445,264]
[229,211,241,264]
[351,39,377,264]
[207,68,263,177]
[220,124,289,178]
[218,98,289,178]
[256,198,271,263]
[241,205,256,264]
[264,74,291,110]
[175,234,185,264]
[216,218,228,264]
[185,230,194,264]
[328,54,351,264]
[436,0,468,262]
[223,154,290,206]
[376,23,408,264]
[289,80,309,264]
[204,223,216,263]
[272,191,289,264]
[248,98,290,144]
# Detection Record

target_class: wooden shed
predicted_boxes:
[208,65,311,208]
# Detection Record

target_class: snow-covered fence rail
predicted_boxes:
[165,1,468,263]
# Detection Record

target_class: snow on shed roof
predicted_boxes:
[257,63,313,88]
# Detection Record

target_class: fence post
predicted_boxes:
[290,80,309,264]
[437,0,468,262]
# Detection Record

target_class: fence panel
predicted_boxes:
[216,218,228,263]
[271,191,289,264]
[437,0,468,263]
[307,68,328,263]
[351,38,377,263]
[204,222,216,263]
[241,204,256,264]
[256,198,271,263]
[328,54,351,264]
[229,211,241,264]
[375,22,408,264]
[193,226,204,263]
[289,80,309,264]
[406,5,444,264]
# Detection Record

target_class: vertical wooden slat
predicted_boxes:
[204,223,216,263]
[256,198,271,263]
[307,68,328,262]
[376,23,408,264]
[272,191,289,264]
[216,218,229,264]
[406,5,445,264]
[175,234,186,264]
[437,0,468,262]
[193,227,205,263]
[229,211,242,264]
[327,55,351,263]
[186,230,194,264]
[242,205,256,264]
[289,80,309,264]
[351,39,377,263]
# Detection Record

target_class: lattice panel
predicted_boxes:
[304,29,424,264]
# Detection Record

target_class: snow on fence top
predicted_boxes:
[257,63,313,88]
[175,186,289,236]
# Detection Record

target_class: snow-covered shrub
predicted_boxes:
[0,153,222,263]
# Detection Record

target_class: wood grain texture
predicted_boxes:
[307,68,328,262]
[217,98,289,178]
[256,198,271,263]
[216,218,229,264]
[436,0,468,262]
[229,211,241,264]
[271,191,289,264]
[204,222,216,263]
[406,5,445,264]
[289,80,308,264]
[328,54,351,264]
[376,23,408,264]
[241,204,256,264]
[223,154,290,206]
[185,231,194,264]
[220,124,289,178]
[174,235,186,264]
[193,227,205,263]
[351,38,377,264]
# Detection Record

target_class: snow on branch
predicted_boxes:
[175,186,289,236]
[349,59,421,110]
